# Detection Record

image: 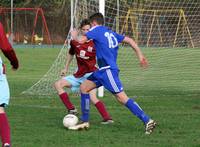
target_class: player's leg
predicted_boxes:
[114,91,150,122]
[0,106,10,147]
[80,79,97,94]
[80,79,96,122]
[69,76,101,130]
[68,79,96,130]
[0,69,11,147]
[89,89,113,124]
[54,78,71,94]
[114,92,156,134]
[100,68,150,123]
[101,69,150,119]
[54,76,77,114]
[101,68,156,134]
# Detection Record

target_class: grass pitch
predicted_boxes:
[1,46,200,147]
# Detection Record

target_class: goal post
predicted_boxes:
[97,0,105,98]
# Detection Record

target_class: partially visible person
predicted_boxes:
[0,22,19,147]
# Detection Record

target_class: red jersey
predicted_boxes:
[69,40,97,78]
[0,22,18,69]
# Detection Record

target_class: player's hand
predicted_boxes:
[64,39,68,46]
[60,69,67,77]
[11,64,19,71]
[71,29,78,40]
[11,67,18,71]
[140,57,148,68]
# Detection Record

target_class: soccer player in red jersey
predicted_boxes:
[54,19,113,124]
[0,22,19,147]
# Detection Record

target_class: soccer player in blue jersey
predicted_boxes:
[69,13,156,134]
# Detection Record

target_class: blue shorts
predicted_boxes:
[0,58,10,106]
[87,68,124,94]
[63,72,92,93]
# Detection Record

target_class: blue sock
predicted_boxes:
[125,98,150,124]
[81,93,90,122]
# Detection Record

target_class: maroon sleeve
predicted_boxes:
[69,40,76,55]
[0,22,19,69]
[2,50,19,69]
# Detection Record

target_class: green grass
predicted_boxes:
[1,47,200,147]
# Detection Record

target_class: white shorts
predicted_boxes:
[63,72,92,93]
[0,57,10,106]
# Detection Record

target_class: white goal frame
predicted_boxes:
[97,0,105,97]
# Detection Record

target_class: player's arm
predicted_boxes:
[60,41,75,77]
[0,23,19,70]
[71,29,88,44]
[123,36,148,68]
[62,52,74,75]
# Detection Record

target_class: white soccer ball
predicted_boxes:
[63,114,78,128]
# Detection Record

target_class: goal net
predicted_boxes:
[23,0,200,96]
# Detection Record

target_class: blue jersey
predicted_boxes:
[86,26,125,70]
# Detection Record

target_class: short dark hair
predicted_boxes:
[89,12,104,25]
[80,19,90,28]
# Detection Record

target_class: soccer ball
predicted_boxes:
[63,114,78,128]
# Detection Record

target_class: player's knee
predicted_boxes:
[54,80,62,90]
[80,84,88,93]
[91,98,99,105]
[119,98,128,104]
[0,107,5,113]
[115,93,129,104]
[116,97,125,104]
